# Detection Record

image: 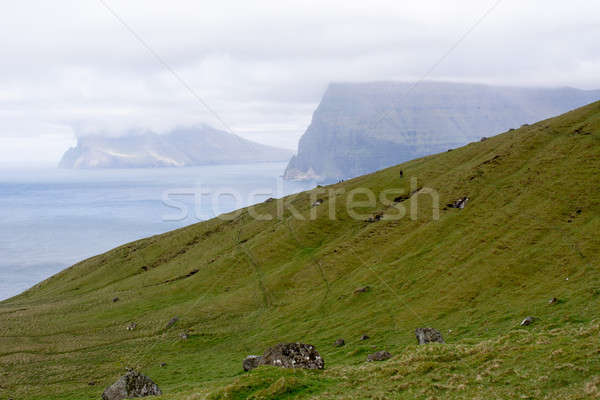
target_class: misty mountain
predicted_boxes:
[59,126,293,169]
[284,81,600,181]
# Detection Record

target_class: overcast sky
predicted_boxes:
[0,0,599,164]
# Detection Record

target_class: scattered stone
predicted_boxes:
[112,297,119,303]
[573,127,592,135]
[549,297,558,305]
[334,338,345,347]
[258,343,324,370]
[102,370,162,400]
[360,335,370,341]
[447,197,469,209]
[366,351,392,362]
[393,194,410,203]
[311,199,324,207]
[165,317,179,330]
[366,212,384,223]
[415,328,445,344]
[126,322,137,331]
[354,286,371,294]
[521,316,535,326]
[243,355,262,372]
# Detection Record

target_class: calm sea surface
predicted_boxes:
[0,163,313,300]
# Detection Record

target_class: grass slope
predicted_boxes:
[1,102,600,399]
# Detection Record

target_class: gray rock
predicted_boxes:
[258,343,324,370]
[102,370,162,400]
[415,328,444,344]
[521,316,535,326]
[367,351,392,362]
[334,338,345,347]
[243,355,262,372]
[447,197,469,209]
[366,213,383,223]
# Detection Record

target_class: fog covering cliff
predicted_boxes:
[284,81,600,181]
[59,126,293,169]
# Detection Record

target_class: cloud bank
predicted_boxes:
[0,0,599,163]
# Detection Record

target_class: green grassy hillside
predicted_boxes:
[1,101,600,399]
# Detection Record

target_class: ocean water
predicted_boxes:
[0,163,313,300]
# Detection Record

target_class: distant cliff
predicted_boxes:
[59,126,293,169]
[284,81,600,181]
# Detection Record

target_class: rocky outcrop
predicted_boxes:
[284,81,600,182]
[258,343,324,370]
[59,126,293,169]
[415,328,444,344]
[102,370,161,400]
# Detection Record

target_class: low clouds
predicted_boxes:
[0,0,599,163]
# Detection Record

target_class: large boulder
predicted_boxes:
[102,370,162,400]
[415,328,444,344]
[259,343,324,370]
[243,355,262,372]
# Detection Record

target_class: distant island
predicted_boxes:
[59,126,293,169]
[284,81,600,181]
